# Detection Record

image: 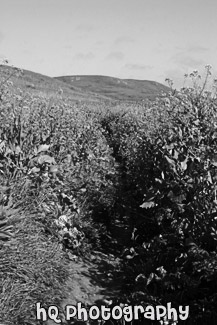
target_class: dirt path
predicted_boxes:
[46,221,131,325]
[63,251,122,306]
[46,249,125,324]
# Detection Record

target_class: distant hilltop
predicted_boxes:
[55,75,169,101]
[0,65,169,102]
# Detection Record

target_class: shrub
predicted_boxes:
[97,66,217,323]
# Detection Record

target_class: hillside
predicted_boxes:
[0,65,169,102]
[0,65,107,102]
[55,75,169,101]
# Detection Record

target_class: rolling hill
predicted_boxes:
[0,65,169,102]
[0,65,107,102]
[55,75,169,101]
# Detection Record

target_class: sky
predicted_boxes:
[0,0,216,88]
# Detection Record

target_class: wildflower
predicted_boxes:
[165,78,173,88]
[205,64,212,70]
[6,81,13,86]
[205,64,212,75]
[204,90,211,96]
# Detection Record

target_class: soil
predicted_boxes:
[46,220,131,325]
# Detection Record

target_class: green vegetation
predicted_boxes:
[1,63,217,324]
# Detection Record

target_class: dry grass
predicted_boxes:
[0,211,69,325]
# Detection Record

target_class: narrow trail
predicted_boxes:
[46,131,133,325]
[63,251,122,306]
[47,220,131,325]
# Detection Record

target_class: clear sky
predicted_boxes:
[0,0,216,88]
